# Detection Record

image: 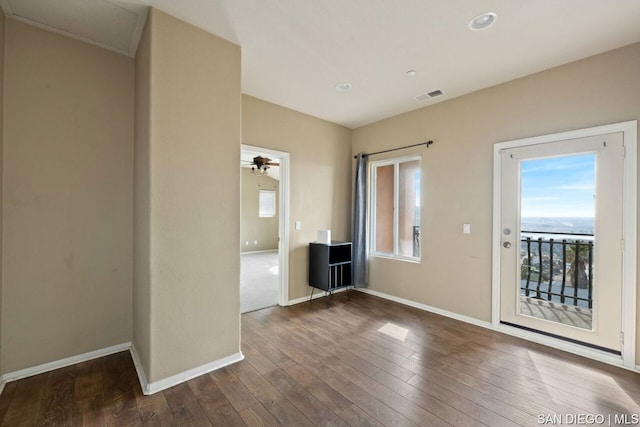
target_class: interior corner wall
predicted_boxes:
[141,8,241,383]
[2,19,134,373]
[133,14,152,379]
[351,42,640,363]
[240,168,279,253]
[241,95,352,301]
[0,8,5,376]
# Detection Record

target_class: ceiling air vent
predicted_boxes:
[414,89,445,102]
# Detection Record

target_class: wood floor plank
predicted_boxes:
[406,369,535,426]
[73,358,107,427]
[163,382,212,426]
[0,381,17,425]
[238,403,280,427]
[102,351,143,426]
[325,356,450,427]
[36,365,76,426]
[373,368,514,426]
[133,380,173,426]
[1,373,48,427]
[263,368,350,427]
[210,366,260,413]
[188,373,247,426]
[229,358,315,426]
[1,292,638,426]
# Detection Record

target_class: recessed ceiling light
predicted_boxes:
[335,82,352,92]
[406,70,417,77]
[468,12,497,31]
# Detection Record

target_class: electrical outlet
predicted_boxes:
[463,224,471,234]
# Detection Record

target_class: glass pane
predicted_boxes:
[259,190,276,217]
[398,160,421,258]
[519,153,595,330]
[374,165,394,254]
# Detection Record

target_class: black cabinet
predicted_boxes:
[308,241,352,292]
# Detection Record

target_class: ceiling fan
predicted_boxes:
[242,156,280,176]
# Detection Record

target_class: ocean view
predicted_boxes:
[521,217,594,235]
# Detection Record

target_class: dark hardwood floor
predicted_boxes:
[1,291,639,426]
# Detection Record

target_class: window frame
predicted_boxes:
[369,155,422,262]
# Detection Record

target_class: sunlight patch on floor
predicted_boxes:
[378,322,409,341]
[528,350,640,411]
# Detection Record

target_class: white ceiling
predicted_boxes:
[4,1,640,128]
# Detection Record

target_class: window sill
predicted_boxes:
[369,253,421,264]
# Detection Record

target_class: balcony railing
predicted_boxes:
[520,231,593,309]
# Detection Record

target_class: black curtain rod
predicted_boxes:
[353,140,433,159]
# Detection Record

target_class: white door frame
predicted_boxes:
[492,120,637,369]
[241,144,290,306]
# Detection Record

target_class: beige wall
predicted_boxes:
[352,43,640,363]
[242,95,352,300]
[241,168,279,253]
[133,16,152,380]
[134,9,241,383]
[2,19,134,373]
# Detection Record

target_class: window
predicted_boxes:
[259,190,276,217]
[370,156,421,260]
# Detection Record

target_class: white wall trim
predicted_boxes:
[241,144,290,307]
[0,342,131,390]
[0,343,245,397]
[356,288,492,329]
[492,120,637,369]
[133,350,244,395]
[129,344,149,395]
[240,249,278,255]
[621,121,638,369]
[497,324,629,368]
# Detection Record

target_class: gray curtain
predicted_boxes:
[352,153,368,287]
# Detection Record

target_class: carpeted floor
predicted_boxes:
[240,250,279,313]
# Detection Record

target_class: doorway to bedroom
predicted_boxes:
[240,145,290,313]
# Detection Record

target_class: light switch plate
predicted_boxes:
[463,223,471,234]
[295,221,301,230]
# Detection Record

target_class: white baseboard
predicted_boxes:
[0,342,245,398]
[356,288,492,329]
[241,249,278,255]
[131,348,244,395]
[129,344,149,394]
[497,324,627,368]
[287,286,348,306]
[0,342,131,391]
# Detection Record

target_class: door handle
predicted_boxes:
[503,241,511,248]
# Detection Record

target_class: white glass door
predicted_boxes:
[499,133,624,352]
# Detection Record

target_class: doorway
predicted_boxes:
[240,145,289,313]
[492,121,637,368]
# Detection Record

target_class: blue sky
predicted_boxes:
[520,153,595,218]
